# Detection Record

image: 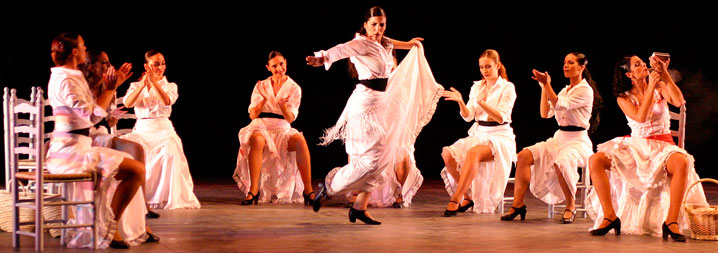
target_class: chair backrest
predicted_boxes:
[110,96,136,136]
[669,104,687,149]
[4,87,45,191]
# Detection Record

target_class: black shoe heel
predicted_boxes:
[500,205,527,221]
[348,207,381,225]
[444,200,459,217]
[303,191,315,206]
[312,183,327,212]
[662,222,686,242]
[240,191,259,205]
[457,199,474,213]
[590,217,621,236]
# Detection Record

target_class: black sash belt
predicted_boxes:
[259,112,284,119]
[359,78,388,92]
[67,128,90,136]
[559,125,586,131]
[478,121,507,127]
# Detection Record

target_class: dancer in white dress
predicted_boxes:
[122,50,201,210]
[441,49,517,215]
[585,55,708,241]
[233,51,315,205]
[308,6,441,224]
[83,49,160,219]
[45,33,157,249]
[501,52,601,223]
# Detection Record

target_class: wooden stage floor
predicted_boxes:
[2,178,717,252]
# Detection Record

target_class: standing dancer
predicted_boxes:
[123,50,201,210]
[441,49,517,215]
[233,51,315,205]
[585,55,708,241]
[45,33,157,249]
[307,6,441,224]
[83,49,160,218]
[501,52,601,223]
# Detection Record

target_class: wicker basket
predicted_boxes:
[683,178,718,240]
[0,190,62,237]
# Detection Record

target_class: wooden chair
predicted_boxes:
[110,96,136,137]
[4,87,99,251]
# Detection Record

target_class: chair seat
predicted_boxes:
[15,171,94,181]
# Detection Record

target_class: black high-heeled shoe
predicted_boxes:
[110,240,130,249]
[589,217,621,236]
[444,200,459,217]
[145,232,160,243]
[662,221,686,242]
[312,183,327,212]
[500,205,527,221]
[303,192,315,206]
[348,207,381,225]
[241,191,259,205]
[146,210,160,219]
[457,199,474,213]
[560,209,576,224]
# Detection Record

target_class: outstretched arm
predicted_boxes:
[390,37,424,50]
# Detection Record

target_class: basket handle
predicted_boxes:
[682,178,718,206]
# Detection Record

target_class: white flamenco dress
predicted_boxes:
[232,76,305,203]
[585,91,708,236]
[46,66,148,248]
[121,78,201,209]
[440,77,517,213]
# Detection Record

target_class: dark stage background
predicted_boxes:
[2,2,717,185]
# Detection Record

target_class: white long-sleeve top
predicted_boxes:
[47,67,107,132]
[546,79,593,129]
[123,77,179,119]
[248,76,302,119]
[315,34,394,80]
[461,77,516,124]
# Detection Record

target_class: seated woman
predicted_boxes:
[501,52,601,223]
[441,49,517,215]
[122,50,201,210]
[233,51,314,205]
[83,49,159,218]
[45,33,157,249]
[585,54,708,241]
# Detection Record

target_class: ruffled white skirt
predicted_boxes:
[584,136,708,236]
[441,124,516,213]
[46,134,148,249]
[322,45,443,198]
[122,118,201,209]
[526,130,592,204]
[232,118,304,203]
[362,150,424,207]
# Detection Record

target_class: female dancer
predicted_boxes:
[83,49,160,218]
[122,50,201,210]
[441,49,517,215]
[308,6,440,224]
[45,33,157,249]
[233,51,314,205]
[585,55,708,241]
[501,52,601,223]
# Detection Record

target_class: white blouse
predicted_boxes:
[461,77,516,124]
[547,79,593,129]
[248,76,302,119]
[47,67,107,131]
[626,90,671,137]
[315,34,394,80]
[123,77,179,119]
